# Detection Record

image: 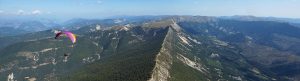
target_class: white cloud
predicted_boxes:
[96,0,103,4]
[0,10,3,13]
[17,10,25,15]
[32,10,42,15]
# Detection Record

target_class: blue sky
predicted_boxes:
[0,0,299,20]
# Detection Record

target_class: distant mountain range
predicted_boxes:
[1,15,300,81]
[220,15,300,27]
[0,19,60,37]
[1,15,299,37]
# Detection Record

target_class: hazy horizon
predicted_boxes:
[1,0,300,21]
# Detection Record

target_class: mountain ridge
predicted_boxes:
[1,16,300,81]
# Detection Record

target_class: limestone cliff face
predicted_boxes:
[148,27,174,81]
[148,21,184,81]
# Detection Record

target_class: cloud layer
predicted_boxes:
[15,10,43,15]
[32,10,42,15]
[17,10,25,15]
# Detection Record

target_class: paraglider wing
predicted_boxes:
[64,31,76,43]
[55,32,63,39]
